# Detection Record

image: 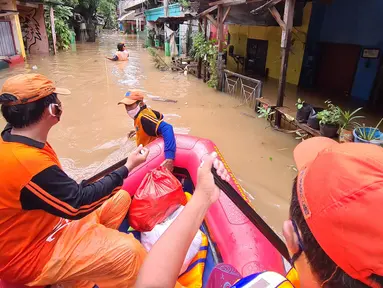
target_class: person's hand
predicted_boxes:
[161,159,174,172]
[127,130,136,139]
[125,144,149,171]
[194,152,230,206]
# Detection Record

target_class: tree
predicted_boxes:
[98,0,118,29]
[44,0,76,50]
[77,0,100,41]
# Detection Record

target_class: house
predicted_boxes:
[120,0,147,37]
[0,0,25,69]
[16,0,50,55]
[224,0,383,111]
[299,0,383,110]
[118,10,144,34]
[0,0,55,69]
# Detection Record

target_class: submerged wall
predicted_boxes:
[0,0,26,58]
[17,3,49,54]
[227,2,312,85]
[301,0,383,102]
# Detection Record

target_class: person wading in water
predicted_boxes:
[106,42,129,61]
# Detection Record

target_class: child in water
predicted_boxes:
[106,43,129,61]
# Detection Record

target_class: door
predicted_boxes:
[0,21,16,56]
[316,43,361,96]
[246,39,268,77]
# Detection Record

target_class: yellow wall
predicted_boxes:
[13,13,26,59]
[0,0,26,58]
[227,3,312,85]
[13,0,26,58]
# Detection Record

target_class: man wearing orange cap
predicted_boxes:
[136,137,383,288]
[0,74,150,287]
[119,90,176,171]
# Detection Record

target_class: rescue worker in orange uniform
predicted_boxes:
[106,42,129,61]
[0,74,149,288]
[119,90,176,171]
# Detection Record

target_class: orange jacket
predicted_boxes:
[0,125,128,283]
[134,106,164,147]
[116,50,129,61]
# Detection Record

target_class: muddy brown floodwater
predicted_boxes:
[0,33,299,237]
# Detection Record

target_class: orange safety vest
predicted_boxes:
[0,137,69,283]
[134,107,163,147]
[116,51,129,61]
[286,267,300,288]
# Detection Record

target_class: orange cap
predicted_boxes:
[0,74,71,106]
[118,90,144,106]
[294,137,383,287]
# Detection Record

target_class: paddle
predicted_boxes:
[83,158,291,262]
[83,158,128,185]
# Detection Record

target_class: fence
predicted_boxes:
[223,69,263,109]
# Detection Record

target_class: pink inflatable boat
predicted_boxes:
[122,134,285,281]
[0,135,284,288]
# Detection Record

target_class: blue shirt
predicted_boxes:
[139,108,176,160]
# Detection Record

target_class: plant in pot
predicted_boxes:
[257,106,275,126]
[339,107,364,143]
[317,101,341,138]
[307,107,324,130]
[353,118,383,145]
[295,98,312,123]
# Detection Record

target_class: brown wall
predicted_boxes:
[316,43,360,96]
[17,4,49,54]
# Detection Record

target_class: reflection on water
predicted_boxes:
[0,32,298,233]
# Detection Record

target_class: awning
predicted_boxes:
[0,10,19,17]
[118,11,135,21]
[155,15,194,24]
[122,0,146,12]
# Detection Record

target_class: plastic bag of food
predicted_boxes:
[128,166,187,232]
[141,206,203,275]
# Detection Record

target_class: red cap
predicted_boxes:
[294,137,383,287]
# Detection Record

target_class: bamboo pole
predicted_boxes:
[203,17,208,83]
[217,5,224,91]
[197,18,203,79]
[275,0,295,127]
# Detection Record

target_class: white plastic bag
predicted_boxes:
[141,206,203,275]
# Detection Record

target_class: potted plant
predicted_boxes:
[317,100,341,138]
[339,107,364,143]
[307,107,324,130]
[353,118,383,145]
[295,98,312,123]
[257,106,275,126]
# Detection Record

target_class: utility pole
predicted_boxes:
[164,0,169,17]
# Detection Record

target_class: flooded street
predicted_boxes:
[0,33,298,234]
